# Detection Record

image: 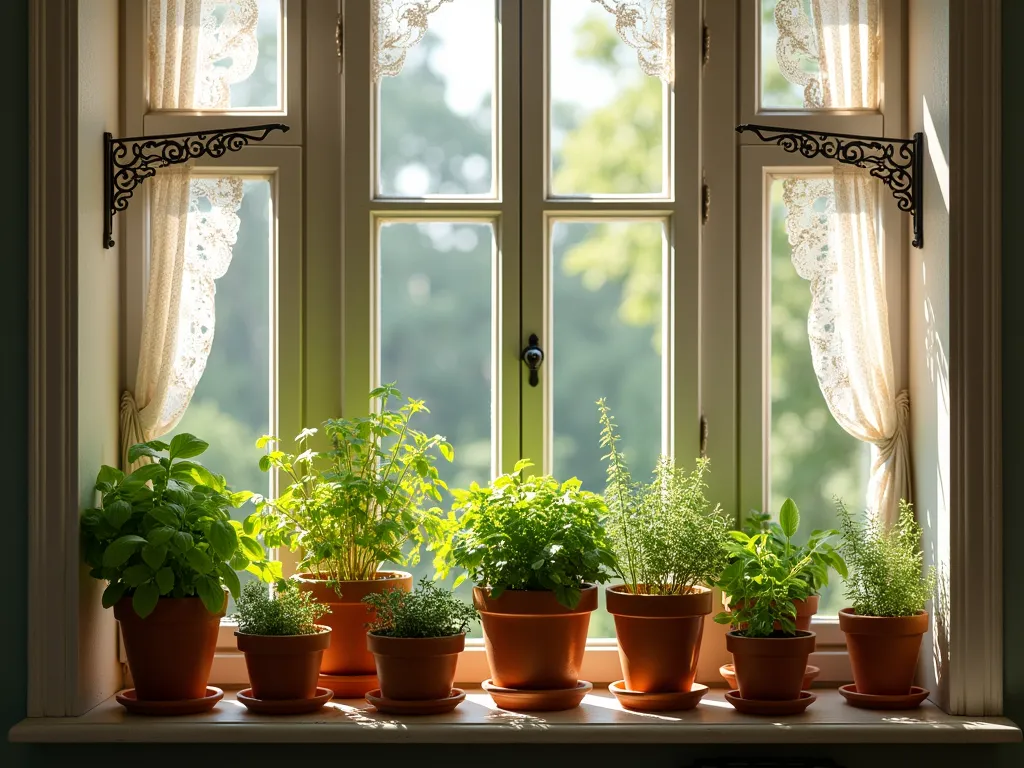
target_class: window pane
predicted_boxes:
[550,0,667,196]
[768,177,870,616]
[378,221,495,636]
[550,220,665,637]
[149,0,283,110]
[166,178,273,609]
[377,1,496,197]
[761,0,816,109]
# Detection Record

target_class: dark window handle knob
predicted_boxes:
[521,334,544,387]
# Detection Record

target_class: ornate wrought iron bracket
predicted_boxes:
[103,123,290,248]
[736,124,924,248]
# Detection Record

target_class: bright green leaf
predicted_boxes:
[779,498,800,539]
[155,567,175,595]
[141,543,166,571]
[169,433,209,460]
[239,535,264,561]
[123,564,152,587]
[127,443,163,464]
[208,520,238,561]
[132,581,160,619]
[102,535,147,568]
[104,500,132,530]
[217,562,241,600]
[185,547,213,574]
[195,576,225,613]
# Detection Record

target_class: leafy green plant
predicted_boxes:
[364,578,478,638]
[81,434,278,619]
[742,498,847,595]
[434,460,617,609]
[598,399,730,595]
[232,581,329,636]
[252,384,454,586]
[838,499,935,617]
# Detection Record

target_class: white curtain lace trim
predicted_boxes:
[774,0,878,108]
[149,0,260,109]
[372,0,454,82]
[591,0,674,83]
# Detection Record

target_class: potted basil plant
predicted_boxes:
[253,383,453,697]
[435,459,617,711]
[81,434,278,710]
[598,400,730,710]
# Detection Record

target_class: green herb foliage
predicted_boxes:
[232,581,329,636]
[364,578,478,638]
[81,434,278,619]
[838,499,935,617]
[598,400,730,595]
[253,384,454,585]
[742,498,847,595]
[435,460,617,609]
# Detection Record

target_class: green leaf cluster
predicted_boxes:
[364,578,478,639]
[81,434,279,619]
[232,581,329,636]
[742,498,848,595]
[838,499,935,617]
[252,384,454,585]
[434,460,617,610]
[598,400,730,595]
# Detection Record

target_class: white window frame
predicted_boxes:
[25,0,1003,717]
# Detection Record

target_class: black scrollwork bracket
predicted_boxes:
[736,124,924,248]
[104,123,290,248]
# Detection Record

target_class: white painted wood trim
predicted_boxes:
[946,0,1003,716]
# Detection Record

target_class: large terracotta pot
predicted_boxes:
[115,594,225,701]
[728,593,820,631]
[236,627,331,700]
[726,630,816,701]
[474,585,596,690]
[839,608,928,695]
[368,633,465,701]
[294,571,412,676]
[606,585,712,693]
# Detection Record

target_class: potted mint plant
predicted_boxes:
[435,460,616,711]
[81,434,277,711]
[597,400,730,711]
[253,383,453,697]
[362,578,478,714]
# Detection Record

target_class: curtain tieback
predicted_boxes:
[874,389,911,462]
[119,390,146,472]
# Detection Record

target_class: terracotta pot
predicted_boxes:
[839,608,928,695]
[606,584,712,693]
[368,632,465,701]
[726,630,816,701]
[728,593,820,632]
[294,571,412,676]
[236,626,332,700]
[114,594,225,701]
[474,585,596,690]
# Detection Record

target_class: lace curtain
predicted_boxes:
[371,0,673,83]
[781,0,909,526]
[121,1,250,470]
[774,0,879,108]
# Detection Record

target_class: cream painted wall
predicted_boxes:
[907,0,950,708]
[76,0,123,714]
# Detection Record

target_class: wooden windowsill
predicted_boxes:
[8,688,1020,744]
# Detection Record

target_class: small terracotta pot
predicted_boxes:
[728,594,820,632]
[839,608,928,696]
[726,630,816,701]
[606,584,712,693]
[474,585,596,690]
[236,626,332,700]
[115,594,225,701]
[294,571,412,676]
[368,633,465,701]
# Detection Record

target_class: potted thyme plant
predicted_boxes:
[435,460,616,711]
[253,384,453,697]
[233,582,332,713]
[837,500,935,705]
[597,401,730,710]
[362,578,478,714]
[81,434,277,712]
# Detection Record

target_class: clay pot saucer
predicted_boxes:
[839,684,929,710]
[724,689,816,715]
[719,663,820,690]
[236,687,333,715]
[365,687,466,715]
[115,687,223,716]
[318,673,379,698]
[608,681,708,712]
[482,679,592,711]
